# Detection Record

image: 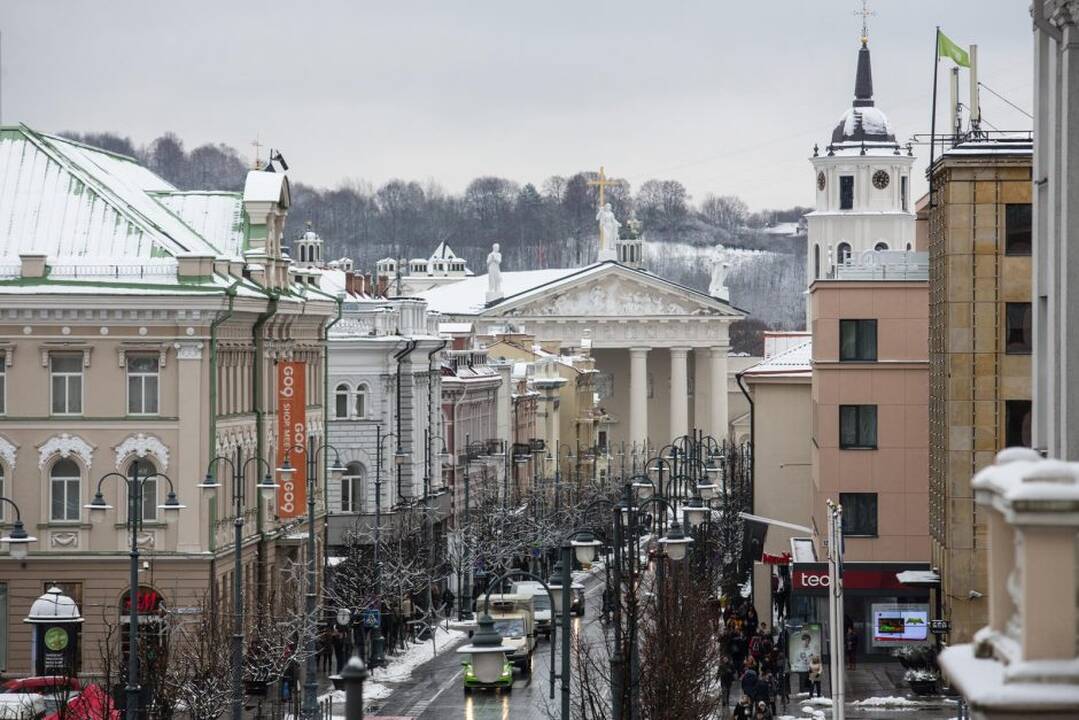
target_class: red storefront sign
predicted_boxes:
[792,564,925,592]
[276,361,307,519]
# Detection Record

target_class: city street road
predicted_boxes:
[369,570,608,720]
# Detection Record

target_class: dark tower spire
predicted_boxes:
[853,42,875,108]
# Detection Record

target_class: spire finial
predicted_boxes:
[854,0,875,46]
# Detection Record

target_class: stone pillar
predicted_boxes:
[175,341,204,553]
[710,345,730,441]
[1018,524,1078,660]
[629,347,650,448]
[985,509,1015,635]
[669,347,690,440]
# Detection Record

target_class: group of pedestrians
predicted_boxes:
[717,603,791,719]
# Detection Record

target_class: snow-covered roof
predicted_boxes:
[741,339,812,379]
[839,106,891,140]
[420,267,585,314]
[0,126,219,259]
[429,242,461,261]
[153,191,245,259]
[761,222,801,236]
[939,135,1033,159]
[420,261,744,318]
[243,170,289,205]
[439,322,473,334]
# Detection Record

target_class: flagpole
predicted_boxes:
[929,27,940,209]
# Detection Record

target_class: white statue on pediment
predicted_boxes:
[709,247,730,301]
[597,203,621,252]
[486,243,503,303]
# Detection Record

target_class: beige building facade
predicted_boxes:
[927,137,1033,643]
[0,126,336,675]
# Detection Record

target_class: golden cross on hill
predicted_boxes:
[854,0,875,45]
[251,134,263,170]
[587,166,617,207]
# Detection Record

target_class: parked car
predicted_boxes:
[1,679,117,720]
[0,693,46,720]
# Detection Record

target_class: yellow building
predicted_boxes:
[927,135,1033,643]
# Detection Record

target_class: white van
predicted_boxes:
[512,581,553,638]
[0,694,46,720]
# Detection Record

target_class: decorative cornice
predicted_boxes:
[0,435,17,471]
[114,433,169,471]
[38,433,94,468]
[1048,0,1079,27]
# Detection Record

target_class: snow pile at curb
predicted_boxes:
[802,697,833,706]
[851,695,932,707]
[799,706,827,719]
[371,626,467,683]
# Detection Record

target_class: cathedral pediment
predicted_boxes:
[493,266,739,319]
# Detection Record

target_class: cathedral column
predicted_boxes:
[629,347,650,449]
[710,345,730,441]
[669,347,690,441]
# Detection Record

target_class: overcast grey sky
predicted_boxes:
[3,0,1032,209]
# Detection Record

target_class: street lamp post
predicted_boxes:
[0,497,37,560]
[87,469,185,720]
[369,426,408,666]
[198,455,279,720]
[280,443,347,720]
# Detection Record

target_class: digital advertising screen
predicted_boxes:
[871,604,930,646]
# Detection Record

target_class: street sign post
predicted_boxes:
[360,608,381,629]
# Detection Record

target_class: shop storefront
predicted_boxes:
[786,561,932,662]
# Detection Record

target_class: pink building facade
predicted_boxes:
[810,267,930,562]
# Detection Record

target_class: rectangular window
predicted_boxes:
[127,355,160,415]
[50,354,83,415]
[1005,303,1033,354]
[341,475,363,513]
[839,405,878,449]
[839,319,878,361]
[0,353,5,415]
[1005,400,1032,448]
[839,175,855,210]
[901,176,909,212]
[51,474,80,521]
[839,492,879,537]
[1005,203,1032,255]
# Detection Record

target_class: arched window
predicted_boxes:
[906,243,913,251]
[50,458,81,521]
[814,244,821,279]
[874,242,889,251]
[837,242,852,265]
[353,385,367,419]
[127,458,158,522]
[341,462,364,512]
[335,383,350,419]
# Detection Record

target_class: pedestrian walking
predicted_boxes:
[732,696,753,720]
[808,654,823,698]
[719,654,735,710]
[845,625,858,670]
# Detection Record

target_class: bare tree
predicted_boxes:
[163,599,233,720]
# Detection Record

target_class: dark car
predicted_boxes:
[571,587,585,617]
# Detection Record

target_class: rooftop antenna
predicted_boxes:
[853,0,876,46]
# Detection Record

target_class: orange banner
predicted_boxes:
[276,361,307,518]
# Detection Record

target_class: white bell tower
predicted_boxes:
[805,37,916,323]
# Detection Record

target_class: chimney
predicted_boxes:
[344,270,356,297]
[19,252,48,279]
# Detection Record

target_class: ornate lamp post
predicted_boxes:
[279,442,347,720]
[198,455,279,720]
[330,652,369,719]
[86,469,185,720]
[0,497,36,560]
